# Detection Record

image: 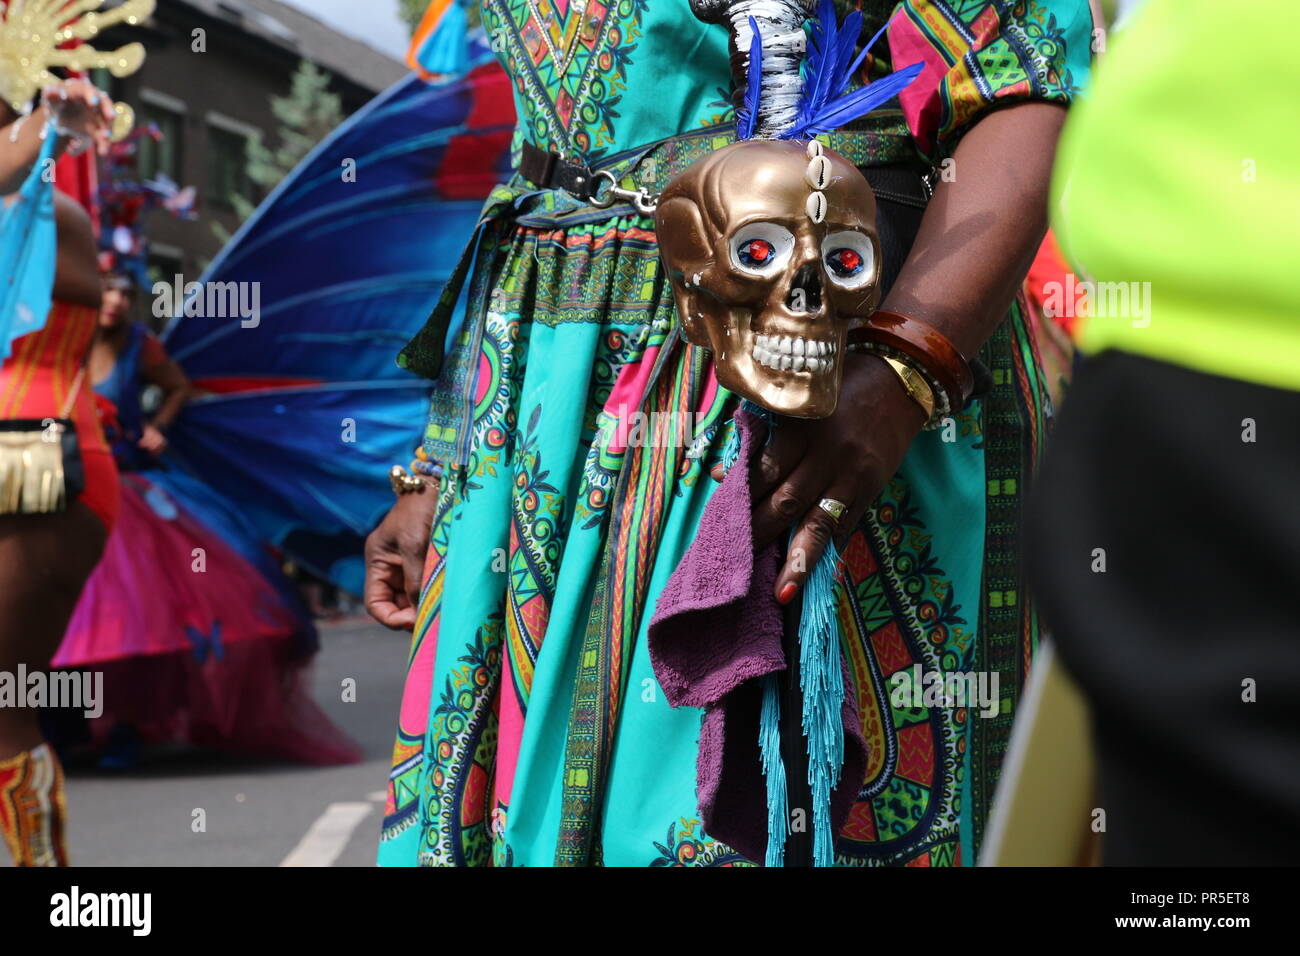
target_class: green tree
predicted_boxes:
[212,60,343,241]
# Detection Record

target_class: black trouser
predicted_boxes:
[1026,350,1300,866]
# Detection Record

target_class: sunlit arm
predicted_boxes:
[883,102,1068,358]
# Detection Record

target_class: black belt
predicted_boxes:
[521,139,932,205]
[520,140,661,213]
[519,140,603,201]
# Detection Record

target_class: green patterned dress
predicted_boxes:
[379,0,1094,867]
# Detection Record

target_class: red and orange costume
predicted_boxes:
[0,300,119,529]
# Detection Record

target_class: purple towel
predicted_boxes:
[647,406,869,864]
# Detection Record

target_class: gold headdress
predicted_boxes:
[0,0,156,138]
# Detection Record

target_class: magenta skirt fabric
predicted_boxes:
[56,473,359,765]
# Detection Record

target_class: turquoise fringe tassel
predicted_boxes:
[721,399,773,473]
[800,540,844,867]
[720,419,743,474]
[727,402,842,866]
[756,542,845,867]
[759,673,787,867]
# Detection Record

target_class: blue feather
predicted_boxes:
[785,3,922,141]
[788,60,923,139]
[843,18,891,87]
[797,2,828,125]
[738,15,764,140]
[828,13,862,114]
[799,0,854,128]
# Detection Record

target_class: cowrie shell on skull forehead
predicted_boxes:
[806,191,827,223]
[805,155,831,191]
[806,139,824,159]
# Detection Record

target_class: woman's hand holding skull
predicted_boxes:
[711,349,927,603]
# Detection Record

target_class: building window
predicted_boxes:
[138,105,183,182]
[207,124,254,209]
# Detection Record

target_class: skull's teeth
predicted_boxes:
[752,335,836,373]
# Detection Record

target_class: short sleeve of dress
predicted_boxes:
[887,0,1095,160]
[140,331,169,369]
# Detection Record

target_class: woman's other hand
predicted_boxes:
[137,423,167,456]
[364,488,438,631]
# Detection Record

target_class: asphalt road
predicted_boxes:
[2,618,411,868]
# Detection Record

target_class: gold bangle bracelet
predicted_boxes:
[882,356,936,424]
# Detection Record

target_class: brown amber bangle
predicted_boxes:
[847,310,975,411]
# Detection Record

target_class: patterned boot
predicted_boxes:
[0,744,69,866]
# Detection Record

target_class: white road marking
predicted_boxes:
[279,802,373,867]
[366,791,387,802]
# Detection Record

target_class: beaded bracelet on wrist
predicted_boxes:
[847,340,952,430]
[390,448,445,495]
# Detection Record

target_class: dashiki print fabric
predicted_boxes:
[380,0,1094,866]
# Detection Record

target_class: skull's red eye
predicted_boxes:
[826,248,864,277]
[738,238,776,267]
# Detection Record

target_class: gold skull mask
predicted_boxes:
[655,139,880,418]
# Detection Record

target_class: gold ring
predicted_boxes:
[818,497,848,522]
